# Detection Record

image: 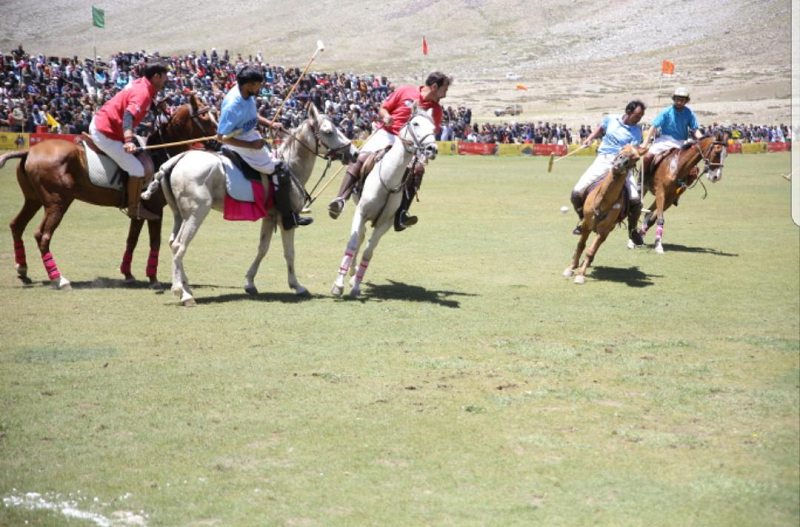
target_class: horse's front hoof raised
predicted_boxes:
[574,275,586,285]
[563,267,574,278]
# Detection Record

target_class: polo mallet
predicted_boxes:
[268,40,325,129]
[137,128,242,151]
[547,144,589,172]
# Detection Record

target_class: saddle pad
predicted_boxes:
[220,155,259,202]
[84,143,124,190]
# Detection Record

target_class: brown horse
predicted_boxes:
[638,131,729,254]
[0,94,217,290]
[563,144,645,284]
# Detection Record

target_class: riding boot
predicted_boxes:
[328,153,366,219]
[394,178,419,232]
[570,192,584,235]
[272,171,313,230]
[627,201,644,246]
[127,176,159,221]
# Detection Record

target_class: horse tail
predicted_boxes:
[0,150,28,170]
[144,152,187,202]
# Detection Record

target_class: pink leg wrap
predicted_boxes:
[14,241,27,266]
[355,261,369,281]
[339,251,354,274]
[42,252,61,280]
[655,224,664,241]
[640,223,649,234]
[146,250,159,278]
[120,246,134,275]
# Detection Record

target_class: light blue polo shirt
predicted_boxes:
[597,115,643,155]
[651,105,699,141]
[217,84,258,137]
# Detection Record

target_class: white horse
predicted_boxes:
[332,104,438,297]
[145,104,358,306]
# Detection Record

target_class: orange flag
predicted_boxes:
[515,84,528,91]
[423,36,428,56]
[661,60,675,75]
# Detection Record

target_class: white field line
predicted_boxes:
[3,491,147,526]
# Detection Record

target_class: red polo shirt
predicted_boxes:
[381,85,443,136]
[93,77,157,141]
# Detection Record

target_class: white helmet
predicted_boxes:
[672,87,690,101]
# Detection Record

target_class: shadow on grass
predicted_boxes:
[357,279,477,308]
[589,266,661,288]
[660,243,739,257]
[64,277,238,292]
[196,291,313,305]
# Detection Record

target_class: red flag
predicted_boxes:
[515,84,528,91]
[423,36,428,56]
[661,60,675,75]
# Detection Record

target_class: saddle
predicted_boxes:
[79,133,154,204]
[221,148,263,182]
[354,147,391,194]
[644,147,700,188]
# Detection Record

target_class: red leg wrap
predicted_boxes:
[120,246,134,275]
[42,252,61,280]
[146,250,159,278]
[14,241,27,267]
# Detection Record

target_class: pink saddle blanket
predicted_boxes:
[223,180,275,221]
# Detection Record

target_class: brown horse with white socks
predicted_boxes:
[638,130,729,254]
[0,94,217,290]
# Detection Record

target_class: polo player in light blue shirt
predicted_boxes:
[570,100,647,246]
[642,87,704,177]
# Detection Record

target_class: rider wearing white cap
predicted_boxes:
[641,87,703,177]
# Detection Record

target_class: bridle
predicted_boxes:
[278,115,354,163]
[694,135,727,174]
[397,110,437,158]
[150,103,215,160]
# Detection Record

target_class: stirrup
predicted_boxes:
[328,197,345,219]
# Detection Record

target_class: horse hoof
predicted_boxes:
[574,275,586,285]
[348,288,361,298]
[171,285,183,298]
[149,281,164,291]
[627,239,635,250]
[245,285,258,296]
[181,297,197,307]
[655,244,664,255]
[563,267,574,278]
[295,286,311,297]
[331,284,344,296]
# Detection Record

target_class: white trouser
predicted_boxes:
[648,135,684,156]
[360,128,396,153]
[89,119,145,177]
[225,129,278,174]
[573,153,640,203]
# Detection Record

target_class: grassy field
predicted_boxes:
[0,153,797,526]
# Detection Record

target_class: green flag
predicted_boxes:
[92,6,105,28]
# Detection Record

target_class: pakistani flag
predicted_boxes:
[92,6,105,28]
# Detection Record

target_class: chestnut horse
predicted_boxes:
[563,144,645,284]
[0,94,217,290]
[638,131,729,254]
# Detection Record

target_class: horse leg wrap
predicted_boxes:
[14,241,27,267]
[146,250,159,278]
[655,224,664,242]
[42,252,61,280]
[120,246,134,275]
[339,251,354,274]
[355,261,369,282]
[640,223,649,234]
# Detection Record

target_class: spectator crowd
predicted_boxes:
[0,44,792,147]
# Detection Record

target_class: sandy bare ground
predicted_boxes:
[0,0,792,126]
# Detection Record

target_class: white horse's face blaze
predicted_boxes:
[706,145,726,182]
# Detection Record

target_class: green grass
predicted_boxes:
[0,153,797,526]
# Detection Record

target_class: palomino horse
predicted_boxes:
[563,144,645,284]
[146,104,358,306]
[638,131,729,254]
[0,94,217,290]
[331,104,438,297]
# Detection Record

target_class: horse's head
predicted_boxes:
[612,144,645,173]
[702,130,729,183]
[307,104,359,164]
[399,103,438,162]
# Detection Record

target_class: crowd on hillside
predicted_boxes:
[0,44,791,146]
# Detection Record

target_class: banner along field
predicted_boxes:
[0,153,797,525]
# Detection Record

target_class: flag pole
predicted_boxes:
[657,71,662,106]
